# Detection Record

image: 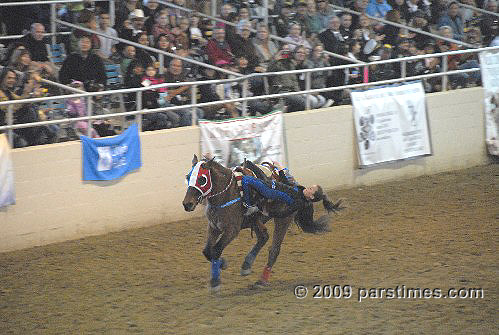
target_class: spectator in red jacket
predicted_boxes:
[205,26,234,66]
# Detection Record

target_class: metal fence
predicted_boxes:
[0,0,115,44]
[0,44,496,147]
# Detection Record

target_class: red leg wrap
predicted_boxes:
[261,265,272,282]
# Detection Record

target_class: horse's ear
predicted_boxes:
[202,156,216,168]
[192,154,198,166]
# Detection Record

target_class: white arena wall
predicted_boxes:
[0,87,489,252]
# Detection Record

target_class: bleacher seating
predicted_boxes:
[45,43,66,68]
[104,63,122,87]
[37,99,79,140]
[103,63,127,130]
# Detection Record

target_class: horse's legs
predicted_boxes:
[208,224,241,291]
[257,217,291,286]
[203,224,221,262]
[241,219,269,276]
[203,224,227,292]
[211,224,240,260]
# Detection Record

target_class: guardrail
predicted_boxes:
[457,2,499,17]
[156,0,366,66]
[0,0,115,44]
[0,45,496,147]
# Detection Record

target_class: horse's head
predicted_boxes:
[182,154,215,212]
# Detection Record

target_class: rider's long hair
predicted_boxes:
[295,187,344,234]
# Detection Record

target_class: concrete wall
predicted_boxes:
[286,87,487,188]
[0,87,488,252]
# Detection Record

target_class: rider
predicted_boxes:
[241,160,343,230]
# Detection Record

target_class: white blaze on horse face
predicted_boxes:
[187,161,213,197]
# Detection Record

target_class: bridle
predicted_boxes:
[206,171,234,200]
[193,169,240,209]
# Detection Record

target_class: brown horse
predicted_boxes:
[182,154,342,292]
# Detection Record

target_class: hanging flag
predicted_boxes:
[0,134,15,208]
[82,123,142,181]
[199,110,286,168]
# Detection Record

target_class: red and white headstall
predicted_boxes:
[186,161,213,197]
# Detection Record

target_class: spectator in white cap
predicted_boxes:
[129,9,147,35]
[119,8,148,42]
[115,0,143,29]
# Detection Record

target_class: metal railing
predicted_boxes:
[457,2,499,17]
[54,19,241,77]
[1,45,496,148]
[3,0,484,87]
[156,0,366,66]
[0,32,71,41]
[329,4,475,49]
[0,0,115,44]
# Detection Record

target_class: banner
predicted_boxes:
[351,81,432,167]
[199,111,286,167]
[0,134,15,208]
[479,50,499,156]
[82,123,142,181]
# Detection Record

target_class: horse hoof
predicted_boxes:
[209,284,221,294]
[209,278,221,293]
[240,267,252,276]
[220,257,228,270]
[254,280,271,289]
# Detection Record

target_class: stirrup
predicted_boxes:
[244,205,259,216]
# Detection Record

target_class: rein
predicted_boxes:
[200,171,241,209]
[206,172,234,199]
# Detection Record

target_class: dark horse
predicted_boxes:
[182,154,343,292]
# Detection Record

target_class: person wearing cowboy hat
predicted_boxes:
[115,0,144,29]
[129,9,148,36]
[118,8,148,43]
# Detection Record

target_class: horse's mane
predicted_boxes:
[204,158,233,179]
[202,158,238,198]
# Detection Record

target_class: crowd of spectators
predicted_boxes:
[0,0,497,147]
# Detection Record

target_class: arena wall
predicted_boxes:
[0,87,488,252]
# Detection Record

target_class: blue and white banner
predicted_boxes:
[199,110,286,168]
[0,134,15,208]
[351,82,432,167]
[82,123,142,181]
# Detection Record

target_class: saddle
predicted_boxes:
[232,161,280,232]
[232,161,279,191]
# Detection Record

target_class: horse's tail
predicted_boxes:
[294,197,345,234]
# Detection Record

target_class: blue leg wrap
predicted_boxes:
[211,259,222,281]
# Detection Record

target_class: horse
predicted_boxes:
[182,154,343,292]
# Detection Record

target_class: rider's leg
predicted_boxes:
[242,176,295,206]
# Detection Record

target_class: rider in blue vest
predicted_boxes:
[241,160,343,232]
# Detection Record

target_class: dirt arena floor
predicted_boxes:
[0,164,497,335]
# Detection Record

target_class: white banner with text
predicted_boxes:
[351,82,432,167]
[0,134,15,209]
[479,50,499,156]
[199,111,286,168]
